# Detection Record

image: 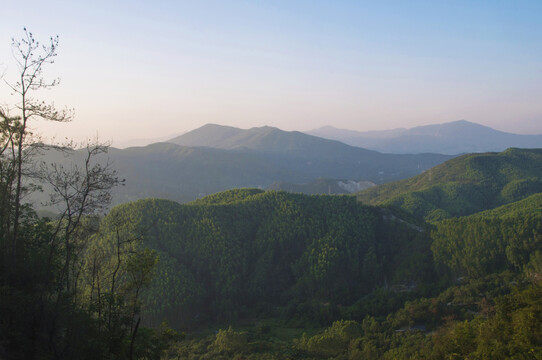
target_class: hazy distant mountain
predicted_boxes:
[308,125,406,140]
[167,123,450,162]
[306,120,542,154]
[166,123,456,176]
[114,132,185,148]
[33,125,453,207]
[107,130,451,203]
[167,123,370,160]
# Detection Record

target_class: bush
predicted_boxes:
[214,326,248,353]
[296,320,361,357]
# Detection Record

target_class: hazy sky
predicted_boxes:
[1,0,542,146]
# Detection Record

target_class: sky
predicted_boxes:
[1,0,542,147]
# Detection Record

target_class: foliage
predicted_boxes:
[214,326,248,353]
[357,148,542,221]
[295,320,361,358]
[161,280,542,359]
[432,193,542,278]
[424,283,542,359]
[0,29,164,359]
[98,190,430,328]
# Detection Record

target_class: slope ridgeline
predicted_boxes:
[357,148,542,222]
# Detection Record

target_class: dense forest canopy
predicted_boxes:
[99,190,432,328]
[357,148,542,222]
[89,183,542,358]
[431,192,542,278]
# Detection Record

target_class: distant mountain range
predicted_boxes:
[108,125,451,203]
[166,123,450,164]
[306,120,542,154]
[33,124,453,208]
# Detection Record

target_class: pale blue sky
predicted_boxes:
[1,0,542,146]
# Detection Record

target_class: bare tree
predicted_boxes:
[1,29,126,358]
[1,29,162,360]
[37,141,123,293]
[3,28,73,267]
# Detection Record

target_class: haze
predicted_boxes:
[1,0,542,147]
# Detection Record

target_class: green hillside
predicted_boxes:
[471,192,542,219]
[96,190,433,328]
[431,192,542,278]
[159,190,542,359]
[357,148,542,221]
[117,190,541,359]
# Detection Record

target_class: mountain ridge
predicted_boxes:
[306,120,542,154]
[356,147,542,222]
[33,124,454,207]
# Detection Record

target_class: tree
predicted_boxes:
[37,141,122,294]
[0,29,133,359]
[0,109,20,271]
[2,28,72,270]
[1,28,75,356]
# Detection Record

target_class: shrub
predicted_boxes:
[214,326,248,353]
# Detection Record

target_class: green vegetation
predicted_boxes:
[431,192,542,278]
[139,149,542,359]
[357,148,542,221]
[98,190,431,328]
[6,140,542,359]
[0,29,177,359]
[145,280,542,359]
[93,174,541,358]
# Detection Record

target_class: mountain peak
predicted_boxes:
[305,120,542,154]
[167,123,352,155]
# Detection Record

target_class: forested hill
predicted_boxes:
[90,186,542,358]
[356,148,542,222]
[469,191,542,219]
[288,192,542,359]
[98,190,433,328]
[431,192,542,278]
